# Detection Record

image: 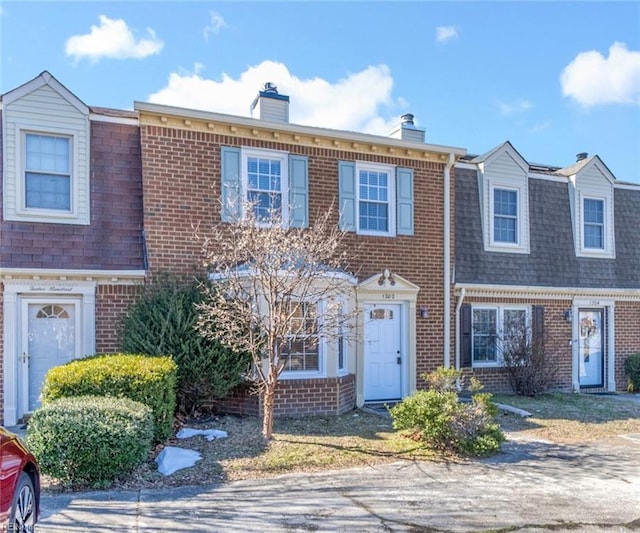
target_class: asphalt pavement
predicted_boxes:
[36,431,640,533]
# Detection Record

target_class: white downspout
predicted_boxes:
[443,153,456,368]
[454,288,466,370]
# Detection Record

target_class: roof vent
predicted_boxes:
[389,113,425,143]
[576,152,588,162]
[250,82,290,123]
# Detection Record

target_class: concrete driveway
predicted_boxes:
[36,432,640,533]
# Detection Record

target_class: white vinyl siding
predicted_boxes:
[570,162,615,258]
[479,148,530,254]
[3,82,90,224]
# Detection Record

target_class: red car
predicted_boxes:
[0,426,40,532]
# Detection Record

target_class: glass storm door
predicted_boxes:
[578,309,604,388]
[21,300,79,413]
[364,303,402,401]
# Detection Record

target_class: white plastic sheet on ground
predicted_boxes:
[176,428,228,441]
[155,446,202,475]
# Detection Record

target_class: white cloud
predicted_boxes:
[65,15,164,62]
[561,42,640,106]
[204,11,226,40]
[435,26,458,43]
[148,60,404,134]
[497,99,532,116]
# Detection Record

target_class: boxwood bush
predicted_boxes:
[41,353,177,442]
[25,396,153,487]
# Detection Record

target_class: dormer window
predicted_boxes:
[583,198,604,249]
[25,133,72,211]
[493,188,518,244]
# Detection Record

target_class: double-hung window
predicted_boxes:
[358,165,393,234]
[242,148,288,225]
[583,198,604,250]
[24,133,72,212]
[281,302,321,374]
[472,306,528,366]
[493,188,518,244]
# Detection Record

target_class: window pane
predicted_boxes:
[584,199,604,249]
[493,189,518,243]
[359,201,388,232]
[26,134,70,173]
[358,169,389,233]
[25,173,71,210]
[472,309,497,362]
[282,302,320,372]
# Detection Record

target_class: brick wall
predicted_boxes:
[218,374,357,417]
[95,284,141,353]
[615,301,640,389]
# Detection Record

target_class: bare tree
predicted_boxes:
[500,316,558,397]
[196,203,357,438]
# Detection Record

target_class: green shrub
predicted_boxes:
[624,353,640,392]
[119,274,251,416]
[25,396,153,487]
[41,353,177,442]
[389,368,504,457]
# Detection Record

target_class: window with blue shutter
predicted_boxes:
[339,160,413,237]
[221,146,307,228]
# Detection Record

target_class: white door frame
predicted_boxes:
[3,280,96,426]
[571,298,615,392]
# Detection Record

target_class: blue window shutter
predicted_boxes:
[289,155,308,228]
[220,146,241,222]
[338,161,356,232]
[396,167,414,236]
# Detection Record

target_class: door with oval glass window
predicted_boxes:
[364,303,402,401]
[578,309,604,388]
[19,299,80,418]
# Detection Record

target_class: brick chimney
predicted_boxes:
[250,82,290,123]
[389,114,425,143]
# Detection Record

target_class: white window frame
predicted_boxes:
[22,131,74,214]
[356,161,396,237]
[280,300,325,379]
[582,196,606,251]
[489,184,523,249]
[472,305,530,368]
[240,147,289,227]
[11,126,85,223]
[491,186,519,246]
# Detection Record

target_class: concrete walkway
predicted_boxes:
[36,432,640,533]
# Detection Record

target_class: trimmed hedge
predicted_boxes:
[41,353,177,442]
[25,395,153,487]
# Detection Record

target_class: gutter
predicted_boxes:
[443,153,456,368]
[454,288,466,370]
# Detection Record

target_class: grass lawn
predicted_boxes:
[41,392,640,493]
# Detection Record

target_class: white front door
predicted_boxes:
[20,299,80,415]
[578,309,604,388]
[364,303,402,401]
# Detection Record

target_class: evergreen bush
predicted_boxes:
[41,353,176,442]
[119,274,250,416]
[624,353,640,392]
[25,396,153,487]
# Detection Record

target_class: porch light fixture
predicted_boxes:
[420,306,429,319]
[564,309,573,322]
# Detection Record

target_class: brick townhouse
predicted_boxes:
[134,84,465,415]
[454,141,640,393]
[2,72,638,425]
[0,72,145,426]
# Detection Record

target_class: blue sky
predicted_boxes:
[2,1,639,182]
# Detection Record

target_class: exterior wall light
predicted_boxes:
[564,309,573,322]
[420,306,429,319]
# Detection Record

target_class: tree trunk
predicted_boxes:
[262,369,277,439]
